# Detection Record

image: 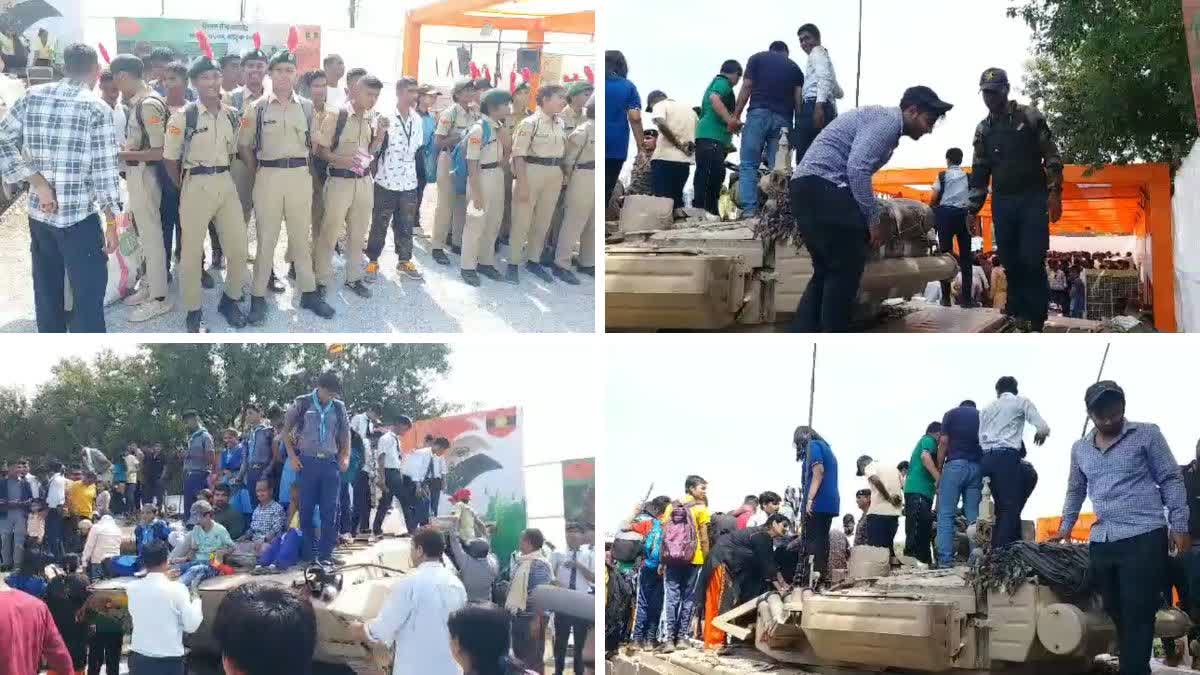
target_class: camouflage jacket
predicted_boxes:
[968,100,1063,214]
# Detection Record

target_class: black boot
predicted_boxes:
[450,243,462,255]
[551,264,580,285]
[505,264,520,284]
[460,269,481,286]
[344,280,371,298]
[431,249,451,266]
[246,295,268,325]
[185,310,205,333]
[211,250,225,269]
[268,271,285,293]
[288,262,297,280]
[524,261,553,283]
[217,294,247,328]
[300,291,335,319]
[577,265,595,277]
[200,269,215,289]
[316,284,328,299]
[477,264,501,281]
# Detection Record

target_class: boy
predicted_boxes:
[460,88,514,286]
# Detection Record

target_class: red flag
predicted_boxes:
[482,64,491,83]
[195,30,213,60]
[252,32,262,51]
[521,67,532,83]
[97,43,111,65]
[287,26,299,53]
[469,62,481,80]
[584,65,594,84]
[509,70,517,93]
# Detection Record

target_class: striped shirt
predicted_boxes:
[1060,421,1189,542]
[793,105,903,227]
[0,79,122,227]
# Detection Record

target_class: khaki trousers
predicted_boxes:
[317,175,374,285]
[252,166,316,295]
[432,152,466,251]
[287,171,325,267]
[461,168,505,270]
[179,172,248,310]
[509,163,563,266]
[230,156,255,224]
[555,168,594,269]
[127,164,168,298]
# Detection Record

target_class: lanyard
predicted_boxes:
[189,428,207,450]
[248,423,269,460]
[311,391,334,444]
[395,110,414,148]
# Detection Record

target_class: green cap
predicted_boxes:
[452,78,476,98]
[566,81,594,99]
[188,56,220,80]
[480,88,513,115]
[269,49,297,69]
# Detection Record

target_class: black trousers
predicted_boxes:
[372,468,404,534]
[789,175,869,332]
[416,164,428,230]
[29,213,108,333]
[1091,527,1168,675]
[88,630,122,675]
[863,514,900,550]
[691,139,726,215]
[351,471,371,534]
[44,507,65,561]
[903,493,934,564]
[367,183,419,262]
[934,205,973,306]
[553,612,588,675]
[651,159,691,209]
[398,475,421,532]
[796,512,834,585]
[512,614,546,674]
[427,477,443,517]
[992,190,1050,328]
[605,158,625,205]
[981,447,1024,548]
[128,652,185,675]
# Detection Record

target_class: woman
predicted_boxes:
[447,604,537,675]
[701,514,791,650]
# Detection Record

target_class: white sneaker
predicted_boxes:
[129,298,172,323]
[122,285,150,306]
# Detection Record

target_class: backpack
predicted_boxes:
[182,101,240,169]
[604,562,635,653]
[450,118,492,196]
[611,530,643,563]
[660,500,699,566]
[251,95,314,159]
[642,518,664,570]
[312,109,349,177]
[342,430,365,483]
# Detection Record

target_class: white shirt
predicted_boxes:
[802,45,842,103]
[367,562,468,675]
[378,431,402,470]
[431,453,447,479]
[746,510,768,527]
[127,571,204,658]
[650,99,697,165]
[46,473,67,507]
[110,104,127,148]
[551,546,595,592]
[350,413,373,441]
[125,453,140,483]
[401,447,434,482]
[374,106,424,192]
[81,514,123,563]
[864,461,904,517]
[979,392,1051,451]
[327,85,348,111]
[933,165,970,209]
[25,474,41,499]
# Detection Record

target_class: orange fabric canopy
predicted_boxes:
[1035,513,1096,543]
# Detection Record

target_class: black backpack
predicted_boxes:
[312,109,349,177]
[604,562,634,654]
[181,101,240,168]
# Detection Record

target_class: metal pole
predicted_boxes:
[855,0,863,108]
[240,0,246,22]
[1080,343,1112,438]
[807,343,817,426]
[349,0,358,29]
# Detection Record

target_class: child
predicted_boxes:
[4,545,48,598]
[134,503,171,557]
[188,488,213,528]
[44,555,90,675]
[219,428,244,487]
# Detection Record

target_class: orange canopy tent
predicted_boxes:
[1035,513,1096,543]
[874,164,1175,332]
[401,0,595,102]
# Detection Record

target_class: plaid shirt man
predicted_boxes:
[0,79,122,227]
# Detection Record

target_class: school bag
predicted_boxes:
[450,118,491,196]
[312,109,349,177]
[660,500,699,566]
[250,95,314,159]
[181,101,240,169]
[611,530,643,564]
[642,517,664,570]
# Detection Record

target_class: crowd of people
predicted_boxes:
[607,377,1194,675]
[0,34,597,333]
[0,369,597,675]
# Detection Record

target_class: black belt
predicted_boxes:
[481,162,499,170]
[126,160,161,167]
[327,168,361,179]
[259,157,309,169]
[524,156,561,167]
[188,166,230,175]
[575,161,595,170]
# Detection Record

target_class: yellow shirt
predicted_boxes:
[66,480,96,518]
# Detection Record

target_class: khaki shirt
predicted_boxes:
[240,91,311,160]
[512,109,566,160]
[163,103,239,170]
[561,105,585,134]
[465,116,502,165]
[563,119,595,171]
[126,84,167,152]
[313,104,373,160]
[434,103,477,143]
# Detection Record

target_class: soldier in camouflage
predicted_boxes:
[967,67,1064,332]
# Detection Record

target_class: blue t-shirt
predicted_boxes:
[744,50,805,118]
[605,74,641,161]
[221,444,245,472]
[941,405,982,463]
[801,439,840,515]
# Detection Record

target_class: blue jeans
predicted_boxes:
[298,456,340,561]
[992,191,1050,327]
[183,470,210,519]
[29,213,108,332]
[338,480,352,535]
[936,459,982,566]
[633,565,664,643]
[659,563,700,644]
[176,560,217,586]
[738,108,792,214]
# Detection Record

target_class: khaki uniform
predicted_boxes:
[314,105,376,286]
[432,103,478,252]
[309,103,336,253]
[497,117,516,243]
[561,105,585,135]
[242,91,317,296]
[125,84,169,299]
[225,86,262,224]
[509,109,566,266]
[163,103,248,311]
[556,118,596,269]
[461,116,505,271]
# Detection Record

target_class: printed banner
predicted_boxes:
[113,17,321,72]
[561,458,595,532]
[402,407,525,568]
[1185,0,1200,128]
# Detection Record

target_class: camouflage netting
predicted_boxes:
[753,183,936,253]
[753,172,796,246]
[967,541,1090,598]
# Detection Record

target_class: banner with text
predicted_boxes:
[113,17,320,72]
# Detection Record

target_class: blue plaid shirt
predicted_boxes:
[1060,420,1189,542]
[793,105,903,227]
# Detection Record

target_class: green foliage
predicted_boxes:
[1010,0,1198,169]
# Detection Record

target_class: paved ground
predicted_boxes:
[0,186,595,333]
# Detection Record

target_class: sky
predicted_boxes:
[604,0,1035,169]
[602,336,1200,537]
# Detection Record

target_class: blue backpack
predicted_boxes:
[450,119,492,196]
[642,518,664,570]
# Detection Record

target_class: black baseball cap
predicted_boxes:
[1085,380,1125,411]
[900,86,954,116]
[979,67,1010,92]
[645,90,667,112]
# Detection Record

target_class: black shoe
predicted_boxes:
[551,265,580,285]
[505,264,520,284]
[300,291,335,319]
[524,261,553,283]
[211,251,225,270]
[268,271,285,293]
[246,295,268,325]
[540,249,555,266]
[577,265,595,277]
[477,264,501,281]
[316,284,328,299]
[201,269,215,289]
[185,310,206,333]
[450,244,462,255]
[460,269,481,286]
[431,249,451,266]
[288,262,297,280]
[217,294,247,328]
[344,280,371,298]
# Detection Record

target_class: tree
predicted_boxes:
[1010,0,1198,170]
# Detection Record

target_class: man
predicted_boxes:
[211,484,246,540]
[354,527,467,675]
[903,422,941,565]
[747,490,782,528]
[510,84,568,284]
[659,475,709,653]
[732,41,804,219]
[1047,381,1189,675]
[508,528,555,672]
[795,24,842,162]
[430,79,479,265]
[349,404,380,534]
[163,55,251,332]
[560,80,593,136]
[604,50,646,205]
[65,471,97,545]
[80,445,113,479]
[555,93,596,279]
[126,539,203,674]
[237,403,276,494]
[936,400,983,567]
[931,147,973,307]
[693,60,742,215]
[552,523,595,675]
[240,46,334,324]
[646,90,697,211]
[179,409,216,516]
[399,438,435,530]
[857,455,903,552]
[147,48,177,93]
[32,27,53,66]
[427,437,449,517]
[142,443,167,508]
[460,88,513,286]
[789,86,952,332]
[0,461,33,571]
[372,415,412,536]
[0,575,74,675]
[0,43,121,333]
[124,443,142,512]
[44,461,67,560]
[98,69,128,147]
[284,371,351,564]
[539,80,593,268]
[967,67,1064,332]
[214,583,316,675]
[796,426,839,586]
[170,499,234,586]
[730,495,758,529]
[979,376,1050,549]
[161,61,192,109]
[314,75,386,299]
[294,69,335,280]
[367,77,426,283]
[322,54,347,109]
[226,45,269,227]
[218,53,242,96]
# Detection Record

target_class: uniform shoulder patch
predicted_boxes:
[147,116,162,125]
[469,136,481,145]
[241,117,251,127]
[168,126,183,136]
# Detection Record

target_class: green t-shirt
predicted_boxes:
[695,75,736,146]
[904,434,938,499]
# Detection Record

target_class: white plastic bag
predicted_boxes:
[103,211,144,305]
